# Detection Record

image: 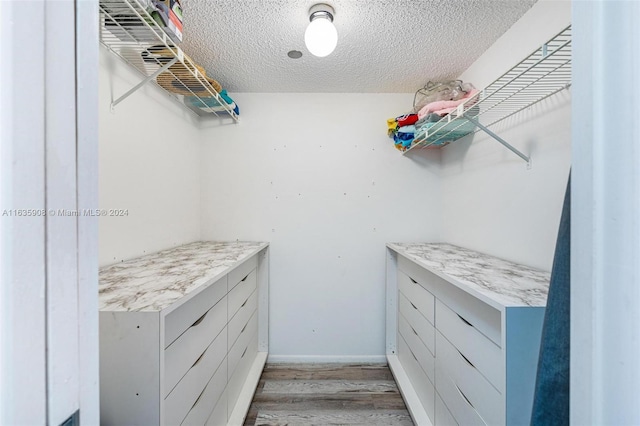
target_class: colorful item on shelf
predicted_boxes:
[398,125,416,133]
[141,45,223,96]
[156,66,222,96]
[185,96,230,110]
[412,80,470,113]
[387,97,466,151]
[415,119,476,149]
[397,113,419,127]
[219,89,240,115]
[386,118,399,136]
[393,125,416,151]
[185,90,240,116]
[150,0,183,43]
[417,88,480,119]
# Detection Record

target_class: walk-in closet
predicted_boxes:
[2,1,640,425]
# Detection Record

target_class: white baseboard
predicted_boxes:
[267,354,387,364]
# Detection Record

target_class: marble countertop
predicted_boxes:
[387,242,550,308]
[99,241,268,312]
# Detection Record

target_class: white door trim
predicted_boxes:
[571,1,640,423]
[0,1,100,424]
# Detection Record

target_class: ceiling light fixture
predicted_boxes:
[304,3,338,58]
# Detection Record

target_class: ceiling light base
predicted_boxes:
[308,3,334,22]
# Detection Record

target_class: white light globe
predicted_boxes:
[304,17,338,57]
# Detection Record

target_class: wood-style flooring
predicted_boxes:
[243,363,414,426]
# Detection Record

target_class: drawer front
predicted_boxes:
[165,296,227,396]
[398,313,434,381]
[227,310,258,380]
[436,331,503,425]
[397,335,435,423]
[436,299,503,392]
[205,388,227,426]
[165,276,227,348]
[435,361,486,426]
[398,255,437,294]
[228,289,258,349]
[435,280,501,348]
[436,393,458,426]
[228,256,257,292]
[228,269,257,320]
[399,292,435,356]
[398,271,435,324]
[398,254,501,347]
[227,330,258,418]
[165,328,227,426]
[180,356,227,426]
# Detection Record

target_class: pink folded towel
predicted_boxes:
[417,89,480,119]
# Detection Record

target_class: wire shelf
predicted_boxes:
[99,0,239,121]
[405,25,571,159]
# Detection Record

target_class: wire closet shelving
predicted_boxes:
[405,25,572,166]
[99,0,239,121]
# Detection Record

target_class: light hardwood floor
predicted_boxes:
[243,363,414,426]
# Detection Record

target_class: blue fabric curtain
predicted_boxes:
[531,174,571,425]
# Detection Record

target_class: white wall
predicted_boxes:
[99,49,202,266]
[199,93,441,361]
[440,0,572,271]
[98,0,570,361]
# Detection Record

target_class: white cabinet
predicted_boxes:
[99,242,269,426]
[386,243,550,426]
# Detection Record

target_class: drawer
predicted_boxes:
[399,292,435,356]
[227,330,258,418]
[398,271,434,324]
[165,276,227,348]
[436,393,458,426]
[205,388,227,426]
[165,328,227,426]
[435,280,501,347]
[397,334,435,423]
[228,310,258,380]
[435,361,485,426]
[436,331,503,425]
[436,299,503,392]
[180,356,227,426]
[398,313,434,381]
[164,296,227,397]
[228,269,257,320]
[398,255,437,293]
[228,256,257,292]
[228,289,257,349]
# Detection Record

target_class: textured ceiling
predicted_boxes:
[180,0,537,93]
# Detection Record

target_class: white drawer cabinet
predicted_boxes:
[398,334,436,422]
[165,328,227,426]
[435,330,502,425]
[164,289,228,397]
[399,292,435,356]
[386,243,550,426]
[398,314,435,381]
[435,299,502,392]
[435,393,457,426]
[99,242,269,426]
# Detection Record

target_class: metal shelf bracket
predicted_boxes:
[110,57,178,111]
[463,114,531,168]
[404,25,570,169]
